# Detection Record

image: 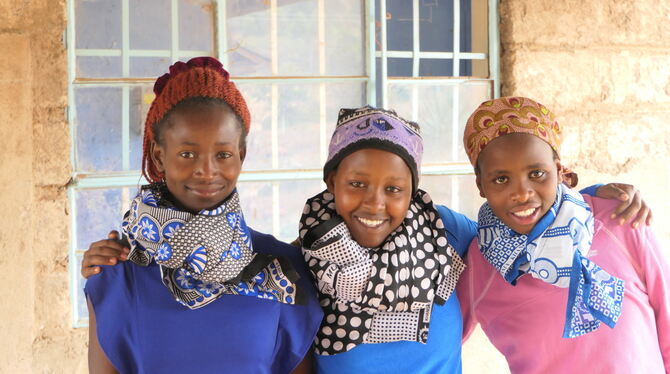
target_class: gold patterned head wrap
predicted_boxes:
[463,96,562,167]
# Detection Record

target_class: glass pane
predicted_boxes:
[238,82,366,171]
[76,56,122,78]
[129,0,171,50]
[75,0,121,49]
[179,0,215,51]
[419,0,454,53]
[387,57,412,77]
[129,85,155,171]
[324,0,365,76]
[278,180,323,241]
[384,0,413,52]
[387,80,492,164]
[226,1,272,76]
[419,174,484,221]
[276,0,319,76]
[75,188,127,250]
[129,56,172,78]
[238,181,273,234]
[419,59,453,76]
[75,87,122,172]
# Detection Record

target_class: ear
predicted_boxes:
[150,141,166,174]
[475,174,485,198]
[325,171,336,193]
[239,147,247,164]
[555,159,563,185]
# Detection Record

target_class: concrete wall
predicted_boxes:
[0,0,667,373]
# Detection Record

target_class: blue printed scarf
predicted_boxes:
[123,182,300,309]
[477,183,624,338]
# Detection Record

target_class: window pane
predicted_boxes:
[75,0,121,49]
[226,1,272,76]
[238,181,273,233]
[129,57,172,78]
[276,0,319,76]
[324,0,365,76]
[179,0,215,51]
[75,188,128,250]
[129,85,154,170]
[76,56,122,78]
[75,87,123,172]
[383,0,413,52]
[387,80,492,164]
[238,82,366,171]
[129,0,171,50]
[278,180,323,240]
[419,174,484,221]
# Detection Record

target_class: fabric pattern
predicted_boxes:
[463,96,561,166]
[123,182,300,309]
[323,106,423,192]
[300,189,465,355]
[477,183,624,338]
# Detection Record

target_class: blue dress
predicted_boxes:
[314,205,478,374]
[85,229,323,374]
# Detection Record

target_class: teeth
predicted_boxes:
[357,217,384,227]
[513,208,536,217]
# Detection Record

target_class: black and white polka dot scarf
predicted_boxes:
[299,189,465,355]
[123,183,301,309]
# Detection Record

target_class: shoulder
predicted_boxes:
[581,194,619,224]
[436,204,478,257]
[84,260,133,297]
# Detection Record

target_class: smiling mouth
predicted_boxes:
[511,207,538,218]
[187,186,224,197]
[356,216,386,228]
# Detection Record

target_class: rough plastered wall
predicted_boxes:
[0,0,87,373]
[464,1,670,373]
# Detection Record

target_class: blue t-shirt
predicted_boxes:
[314,205,477,374]
[85,229,323,374]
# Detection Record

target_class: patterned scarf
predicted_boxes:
[477,183,624,338]
[123,183,301,309]
[299,189,465,355]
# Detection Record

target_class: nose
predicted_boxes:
[193,155,218,180]
[511,178,534,203]
[362,186,385,211]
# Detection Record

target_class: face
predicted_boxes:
[152,106,246,213]
[326,148,413,248]
[476,133,561,234]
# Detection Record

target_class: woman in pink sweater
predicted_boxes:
[458,96,669,373]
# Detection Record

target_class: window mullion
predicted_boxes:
[453,0,461,76]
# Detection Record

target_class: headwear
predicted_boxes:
[141,56,251,183]
[323,106,423,192]
[299,189,465,355]
[477,183,624,338]
[463,96,562,167]
[123,183,302,309]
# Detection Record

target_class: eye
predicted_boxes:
[386,185,402,193]
[529,170,546,179]
[349,181,365,188]
[179,151,195,159]
[493,176,508,184]
[217,152,233,159]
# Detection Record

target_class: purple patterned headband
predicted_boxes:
[323,106,423,192]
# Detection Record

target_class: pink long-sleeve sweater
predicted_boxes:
[458,195,670,374]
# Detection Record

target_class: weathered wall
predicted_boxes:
[500,0,670,243]
[0,0,87,373]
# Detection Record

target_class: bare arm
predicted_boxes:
[87,298,118,374]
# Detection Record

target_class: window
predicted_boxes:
[68,0,499,327]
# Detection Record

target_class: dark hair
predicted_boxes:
[152,96,247,152]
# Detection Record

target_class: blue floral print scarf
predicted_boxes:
[477,183,624,338]
[123,182,301,309]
